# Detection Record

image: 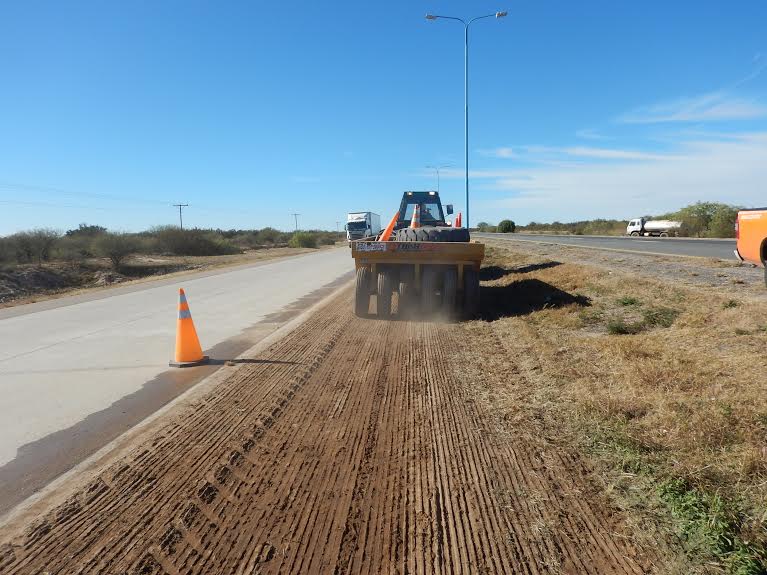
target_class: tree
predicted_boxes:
[707,205,739,238]
[94,233,139,270]
[475,221,495,232]
[65,223,107,237]
[497,219,516,233]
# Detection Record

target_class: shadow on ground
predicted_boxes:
[480,278,590,321]
[480,261,562,281]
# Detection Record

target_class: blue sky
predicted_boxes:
[1,1,765,234]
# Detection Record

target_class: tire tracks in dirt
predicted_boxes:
[0,288,649,574]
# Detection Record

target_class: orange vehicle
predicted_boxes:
[735,208,767,287]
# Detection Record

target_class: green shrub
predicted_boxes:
[607,318,644,335]
[617,296,641,306]
[94,233,140,270]
[642,306,679,328]
[288,232,318,248]
[497,219,516,233]
[152,226,240,256]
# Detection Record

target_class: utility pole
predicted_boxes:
[173,203,189,230]
[291,213,301,231]
[336,221,341,232]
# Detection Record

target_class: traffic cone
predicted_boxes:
[169,288,209,368]
[410,204,421,229]
[455,212,462,228]
[378,211,399,241]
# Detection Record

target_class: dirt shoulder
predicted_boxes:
[0,245,338,310]
[464,241,767,574]
[1,292,653,574]
[483,237,767,302]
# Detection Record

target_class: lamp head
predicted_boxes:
[425,14,438,20]
[496,11,508,18]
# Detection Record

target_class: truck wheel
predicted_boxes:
[394,227,470,242]
[398,267,415,317]
[354,267,371,317]
[630,231,640,237]
[442,268,457,318]
[463,268,480,319]
[660,232,669,237]
[377,270,395,319]
[421,266,440,315]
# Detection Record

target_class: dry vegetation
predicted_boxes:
[457,244,767,574]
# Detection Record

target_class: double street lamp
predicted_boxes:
[425,11,507,229]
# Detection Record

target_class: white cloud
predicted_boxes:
[618,92,767,124]
[575,128,610,140]
[461,133,767,224]
[477,147,517,158]
[563,146,667,161]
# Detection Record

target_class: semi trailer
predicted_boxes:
[346,212,381,241]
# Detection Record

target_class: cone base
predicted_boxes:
[169,355,210,368]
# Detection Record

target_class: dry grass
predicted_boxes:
[458,245,767,574]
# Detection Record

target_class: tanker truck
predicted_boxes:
[626,217,685,237]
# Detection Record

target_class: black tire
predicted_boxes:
[394,226,469,243]
[463,268,480,319]
[377,270,395,319]
[659,232,669,237]
[442,268,457,318]
[398,266,415,317]
[630,231,640,237]
[421,266,440,315]
[355,267,371,317]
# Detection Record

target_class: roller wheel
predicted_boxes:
[394,227,470,243]
[463,268,480,319]
[421,267,440,316]
[398,266,415,318]
[442,268,457,319]
[377,270,395,319]
[355,267,371,317]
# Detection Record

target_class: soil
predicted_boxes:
[0,288,651,574]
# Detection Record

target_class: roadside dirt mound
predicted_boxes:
[0,291,650,574]
[0,267,80,303]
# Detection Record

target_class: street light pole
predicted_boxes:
[426,11,507,229]
[426,164,451,193]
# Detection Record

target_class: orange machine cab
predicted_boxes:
[735,208,767,287]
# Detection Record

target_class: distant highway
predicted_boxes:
[475,233,737,260]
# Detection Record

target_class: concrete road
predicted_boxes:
[476,232,737,260]
[0,248,352,510]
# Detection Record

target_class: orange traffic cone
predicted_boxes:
[169,288,209,368]
[455,212,462,228]
[410,204,421,229]
[378,211,399,241]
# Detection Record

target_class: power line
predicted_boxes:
[173,204,189,230]
[291,213,300,231]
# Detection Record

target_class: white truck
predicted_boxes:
[346,212,382,242]
[626,217,685,237]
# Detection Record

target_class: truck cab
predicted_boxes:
[626,219,644,236]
